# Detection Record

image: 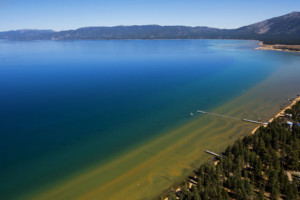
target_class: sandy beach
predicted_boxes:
[251,96,300,134]
[163,95,300,200]
[256,42,300,52]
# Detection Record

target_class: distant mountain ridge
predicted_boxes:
[229,11,300,44]
[1,12,300,44]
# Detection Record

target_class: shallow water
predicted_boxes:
[0,40,299,199]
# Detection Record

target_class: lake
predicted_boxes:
[0,39,300,199]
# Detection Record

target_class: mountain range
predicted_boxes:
[0,12,300,44]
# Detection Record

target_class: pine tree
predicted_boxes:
[192,186,201,200]
[257,183,265,200]
[255,157,262,175]
[222,189,229,200]
[250,172,255,185]
[169,192,177,200]
[291,181,298,200]
[270,181,280,200]
[244,178,253,198]
[202,190,208,200]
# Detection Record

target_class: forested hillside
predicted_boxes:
[0,12,299,44]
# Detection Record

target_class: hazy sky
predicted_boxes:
[0,0,299,31]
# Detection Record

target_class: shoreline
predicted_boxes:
[161,95,300,200]
[14,39,300,200]
[255,42,300,53]
[250,95,300,134]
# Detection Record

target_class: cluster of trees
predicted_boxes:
[164,102,300,200]
[286,101,300,122]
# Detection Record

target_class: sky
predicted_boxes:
[0,0,299,31]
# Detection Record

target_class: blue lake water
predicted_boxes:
[0,39,298,198]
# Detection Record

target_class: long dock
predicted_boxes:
[242,118,268,125]
[197,110,268,125]
[205,150,220,157]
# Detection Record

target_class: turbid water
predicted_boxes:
[0,40,300,199]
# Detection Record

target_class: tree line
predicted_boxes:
[163,101,300,200]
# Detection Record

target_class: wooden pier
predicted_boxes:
[205,150,220,157]
[197,110,268,125]
[242,118,268,125]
